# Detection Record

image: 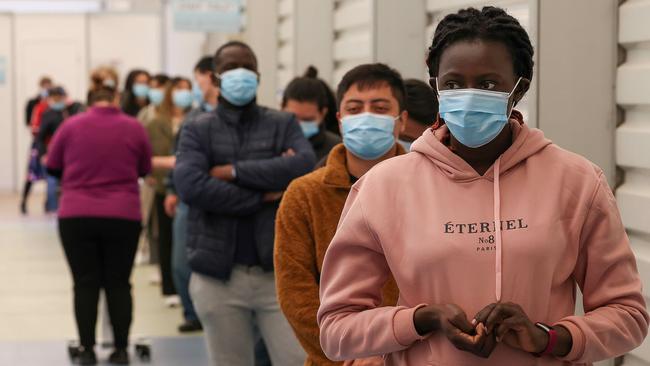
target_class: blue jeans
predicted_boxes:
[172,201,198,322]
[45,174,59,212]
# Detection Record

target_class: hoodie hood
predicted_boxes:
[411,110,551,182]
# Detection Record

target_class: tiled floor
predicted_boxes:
[0,191,207,364]
[0,337,208,365]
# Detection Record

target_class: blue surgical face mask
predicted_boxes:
[132,83,150,98]
[173,90,193,109]
[148,89,164,106]
[218,68,258,106]
[192,83,204,104]
[40,89,49,98]
[300,120,320,139]
[436,77,521,148]
[50,101,66,111]
[341,113,397,160]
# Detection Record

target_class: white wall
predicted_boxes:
[13,14,88,191]
[294,0,334,84]
[617,1,650,365]
[537,0,617,185]
[89,13,162,81]
[276,0,334,96]
[163,3,207,79]
[333,0,373,85]
[277,0,295,92]
[245,0,278,107]
[3,11,167,193]
[375,0,425,80]
[0,14,14,191]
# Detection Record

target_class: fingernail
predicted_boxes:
[471,319,477,326]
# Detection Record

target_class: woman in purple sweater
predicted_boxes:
[47,83,152,365]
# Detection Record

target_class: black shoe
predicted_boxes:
[108,348,129,365]
[178,319,203,333]
[20,201,27,215]
[77,347,97,365]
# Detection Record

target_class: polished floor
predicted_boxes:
[0,190,208,365]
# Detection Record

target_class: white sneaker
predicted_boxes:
[164,295,181,308]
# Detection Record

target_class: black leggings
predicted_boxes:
[59,218,141,348]
[154,193,176,296]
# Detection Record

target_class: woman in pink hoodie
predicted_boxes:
[317,6,648,366]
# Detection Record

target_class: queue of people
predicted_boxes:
[29,5,648,366]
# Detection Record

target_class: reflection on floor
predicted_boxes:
[0,337,208,365]
[0,191,208,365]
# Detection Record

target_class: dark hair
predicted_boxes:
[121,69,151,116]
[89,86,116,104]
[195,56,214,73]
[336,63,406,111]
[321,80,340,136]
[124,69,150,91]
[282,66,329,110]
[404,79,437,126]
[47,86,66,97]
[426,6,534,80]
[282,66,340,135]
[214,41,257,68]
[151,74,170,87]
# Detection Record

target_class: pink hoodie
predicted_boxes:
[317,119,648,365]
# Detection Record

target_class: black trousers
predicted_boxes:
[154,193,176,296]
[59,218,140,348]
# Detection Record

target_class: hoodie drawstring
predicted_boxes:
[494,157,503,302]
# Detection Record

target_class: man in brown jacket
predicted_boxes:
[275,63,409,366]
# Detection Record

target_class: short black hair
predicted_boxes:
[48,86,66,97]
[336,63,406,111]
[195,56,214,73]
[405,79,437,126]
[214,41,257,68]
[426,6,534,80]
[282,66,329,110]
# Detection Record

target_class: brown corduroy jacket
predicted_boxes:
[275,143,403,366]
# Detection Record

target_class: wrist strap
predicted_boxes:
[534,323,558,357]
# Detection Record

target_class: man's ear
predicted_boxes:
[337,111,343,133]
[399,110,408,133]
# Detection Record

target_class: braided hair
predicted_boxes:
[426,6,534,80]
